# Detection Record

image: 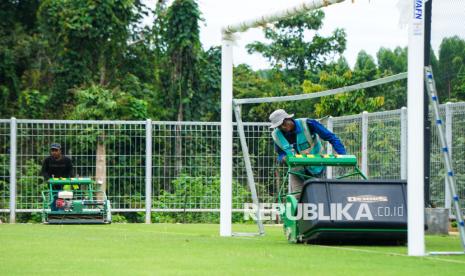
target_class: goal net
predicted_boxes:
[221,0,465,255]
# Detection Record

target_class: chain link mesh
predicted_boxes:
[367,110,402,180]
[1,102,465,214]
[0,120,9,212]
[14,121,146,210]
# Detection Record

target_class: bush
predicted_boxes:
[111,214,128,223]
[152,175,251,223]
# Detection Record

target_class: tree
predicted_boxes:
[70,85,147,121]
[0,0,43,117]
[232,65,313,122]
[377,47,407,75]
[164,0,202,122]
[246,10,346,84]
[303,56,384,117]
[38,0,146,107]
[17,90,48,119]
[196,47,221,121]
[376,47,408,109]
[452,66,465,101]
[354,50,377,81]
[69,84,147,194]
[437,36,465,101]
[152,0,169,90]
[161,0,202,175]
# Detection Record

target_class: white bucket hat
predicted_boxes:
[269,109,294,129]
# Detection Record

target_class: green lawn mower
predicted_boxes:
[279,154,407,245]
[42,177,112,224]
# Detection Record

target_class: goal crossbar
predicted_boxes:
[233,72,407,105]
[222,0,345,38]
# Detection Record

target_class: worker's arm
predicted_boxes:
[41,158,50,180]
[306,119,346,154]
[274,143,287,164]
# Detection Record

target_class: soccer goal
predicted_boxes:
[220,0,464,256]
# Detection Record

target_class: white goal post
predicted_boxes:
[220,0,426,256]
[407,0,425,256]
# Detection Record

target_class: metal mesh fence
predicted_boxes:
[367,110,402,180]
[233,123,284,210]
[430,105,446,206]
[428,103,465,209]
[332,114,362,177]
[0,120,9,212]
[1,102,465,215]
[450,103,465,208]
[151,122,221,211]
[14,120,146,210]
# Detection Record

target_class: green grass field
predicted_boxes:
[1,224,464,275]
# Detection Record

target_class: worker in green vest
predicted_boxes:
[269,109,347,193]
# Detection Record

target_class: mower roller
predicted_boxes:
[279,154,407,244]
[42,178,112,224]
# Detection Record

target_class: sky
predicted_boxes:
[144,0,465,70]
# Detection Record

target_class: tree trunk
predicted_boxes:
[448,80,451,100]
[99,52,106,86]
[96,137,106,201]
[175,103,183,176]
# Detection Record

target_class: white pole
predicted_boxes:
[145,119,153,224]
[400,107,408,180]
[407,0,425,256]
[361,111,369,176]
[220,38,234,236]
[9,117,17,224]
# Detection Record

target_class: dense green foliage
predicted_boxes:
[0,0,221,121]
[2,0,465,120]
[247,10,346,84]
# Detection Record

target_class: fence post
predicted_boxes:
[145,119,153,224]
[400,107,407,180]
[445,102,452,209]
[361,111,368,176]
[9,117,17,223]
[326,116,333,179]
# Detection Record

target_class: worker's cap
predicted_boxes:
[269,109,294,129]
[50,143,61,150]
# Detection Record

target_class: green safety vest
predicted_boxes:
[272,118,325,175]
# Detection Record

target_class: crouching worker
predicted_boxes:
[269,109,346,194]
[41,143,74,210]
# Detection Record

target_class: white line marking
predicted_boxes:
[317,245,465,264]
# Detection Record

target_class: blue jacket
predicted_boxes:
[274,118,346,162]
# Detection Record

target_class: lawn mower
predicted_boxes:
[42,177,112,224]
[279,154,407,244]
